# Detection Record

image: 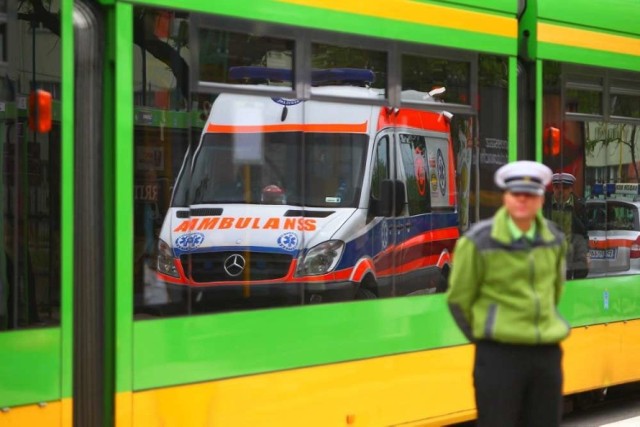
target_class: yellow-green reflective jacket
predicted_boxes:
[447,207,570,345]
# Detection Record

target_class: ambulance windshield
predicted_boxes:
[173,132,368,208]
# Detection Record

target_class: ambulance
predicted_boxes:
[155,67,459,311]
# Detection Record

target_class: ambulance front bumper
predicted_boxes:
[153,279,358,312]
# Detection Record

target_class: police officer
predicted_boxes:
[447,160,570,427]
[548,173,589,279]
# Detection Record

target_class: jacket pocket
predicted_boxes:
[484,304,498,339]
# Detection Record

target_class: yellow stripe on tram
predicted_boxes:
[127,319,640,426]
[0,399,69,427]
[131,345,477,426]
[563,320,640,394]
[538,22,640,57]
[277,0,517,38]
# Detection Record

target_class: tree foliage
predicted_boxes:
[586,122,639,181]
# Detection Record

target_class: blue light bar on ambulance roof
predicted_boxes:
[312,68,375,85]
[227,66,376,85]
[228,66,292,82]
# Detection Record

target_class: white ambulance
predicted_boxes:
[155,67,459,312]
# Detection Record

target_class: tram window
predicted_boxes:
[543,60,640,279]
[475,55,509,220]
[565,75,603,115]
[310,42,387,97]
[198,28,295,89]
[565,89,602,115]
[132,8,510,318]
[611,95,640,118]
[611,79,640,118]
[401,54,470,105]
[1,0,61,330]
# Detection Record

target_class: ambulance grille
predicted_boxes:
[181,252,293,282]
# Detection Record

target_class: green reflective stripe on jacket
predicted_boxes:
[447,207,570,345]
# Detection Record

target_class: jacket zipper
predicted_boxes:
[529,250,541,343]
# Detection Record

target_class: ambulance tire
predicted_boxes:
[355,287,377,300]
[435,269,449,293]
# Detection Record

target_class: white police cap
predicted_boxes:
[494,161,552,196]
[551,172,576,186]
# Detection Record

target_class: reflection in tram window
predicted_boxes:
[0,0,61,330]
[132,8,510,318]
[543,61,640,279]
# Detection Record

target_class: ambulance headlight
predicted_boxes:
[296,240,345,276]
[157,239,179,277]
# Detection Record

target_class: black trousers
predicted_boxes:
[474,340,563,427]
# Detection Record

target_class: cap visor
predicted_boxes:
[506,185,544,196]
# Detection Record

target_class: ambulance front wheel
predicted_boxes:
[355,277,377,300]
[355,287,376,299]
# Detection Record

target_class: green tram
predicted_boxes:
[1,0,639,425]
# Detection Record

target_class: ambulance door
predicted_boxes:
[395,132,431,295]
[370,132,399,297]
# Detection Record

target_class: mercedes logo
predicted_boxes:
[223,254,246,277]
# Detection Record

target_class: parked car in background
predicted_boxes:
[586,183,640,277]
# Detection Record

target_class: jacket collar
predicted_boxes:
[491,206,555,245]
[552,193,575,208]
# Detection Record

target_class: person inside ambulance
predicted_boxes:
[261,184,286,204]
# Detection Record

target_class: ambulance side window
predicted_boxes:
[398,133,430,215]
[369,135,392,219]
[371,135,391,201]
